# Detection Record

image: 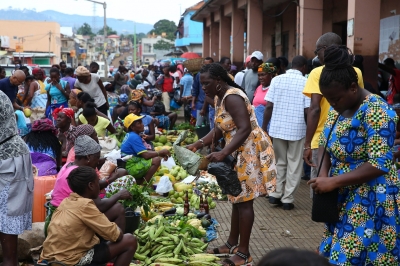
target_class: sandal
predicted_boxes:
[223,251,253,266]
[209,241,238,257]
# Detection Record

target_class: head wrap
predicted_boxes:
[32,68,42,76]
[131,89,145,102]
[74,135,101,156]
[75,66,91,77]
[230,65,237,71]
[119,94,128,103]
[32,118,57,135]
[52,106,75,120]
[245,55,252,64]
[66,124,96,153]
[258,63,278,74]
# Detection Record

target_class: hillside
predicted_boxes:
[0,8,153,34]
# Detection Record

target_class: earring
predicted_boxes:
[216,83,222,92]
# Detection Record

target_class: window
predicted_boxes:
[281,32,289,58]
[32,58,50,65]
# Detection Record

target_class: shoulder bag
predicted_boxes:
[207,130,242,197]
[311,115,340,223]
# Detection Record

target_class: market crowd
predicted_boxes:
[0,31,400,265]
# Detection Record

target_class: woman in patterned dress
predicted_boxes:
[308,45,400,265]
[0,90,33,266]
[187,63,277,266]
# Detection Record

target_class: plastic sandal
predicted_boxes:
[223,251,253,266]
[210,241,238,257]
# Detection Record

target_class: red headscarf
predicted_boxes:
[31,118,57,135]
[52,106,75,121]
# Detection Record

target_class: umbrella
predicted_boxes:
[181,52,201,59]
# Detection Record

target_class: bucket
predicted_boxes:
[125,208,141,234]
[195,124,210,139]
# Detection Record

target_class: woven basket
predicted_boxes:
[183,58,204,73]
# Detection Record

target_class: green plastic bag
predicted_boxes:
[173,130,202,176]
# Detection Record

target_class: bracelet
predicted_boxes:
[303,147,311,150]
[199,139,204,148]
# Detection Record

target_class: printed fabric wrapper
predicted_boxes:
[105,175,136,196]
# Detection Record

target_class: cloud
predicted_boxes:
[1,0,201,25]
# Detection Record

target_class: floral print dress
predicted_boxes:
[319,94,400,265]
[214,88,276,204]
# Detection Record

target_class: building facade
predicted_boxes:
[175,1,204,55]
[0,20,61,65]
[192,0,399,86]
[141,36,174,64]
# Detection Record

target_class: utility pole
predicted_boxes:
[49,31,52,64]
[134,23,137,71]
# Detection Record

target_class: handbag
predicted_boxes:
[311,115,340,223]
[207,130,242,197]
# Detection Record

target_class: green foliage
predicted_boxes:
[148,19,177,41]
[153,40,173,51]
[97,25,118,36]
[77,23,94,36]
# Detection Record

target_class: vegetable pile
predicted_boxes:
[133,216,220,265]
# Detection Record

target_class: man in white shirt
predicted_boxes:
[262,56,310,210]
[241,51,263,102]
[234,55,251,87]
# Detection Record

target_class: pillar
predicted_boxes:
[219,8,231,60]
[299,0,323,58]
[231,0,245,67]
[203,19,210,58]
[347,0,380,86]
[210,14,220,61]
[247,0,263,54]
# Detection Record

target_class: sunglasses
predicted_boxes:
[314,46,326,56]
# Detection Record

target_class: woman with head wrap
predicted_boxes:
[253,60,278,127]
[0,91,33,264]
[53,106,76,157]
[65,124,98,164]
[74,66,109,116]
[44,68,71,123]
[47,135,130,235]
[24,118,61,176]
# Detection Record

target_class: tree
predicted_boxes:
[153,40,173,51]
[97,26,117,36]
[77,23,94,36]
[148,19,177,41]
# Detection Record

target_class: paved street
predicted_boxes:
[210,179,325,264]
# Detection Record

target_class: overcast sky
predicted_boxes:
[2,0,202,25]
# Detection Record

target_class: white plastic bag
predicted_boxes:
[161,156,176,170]
[155,176,173,195]
[104,149,121,165]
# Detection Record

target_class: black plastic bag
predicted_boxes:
[207,162,242,197]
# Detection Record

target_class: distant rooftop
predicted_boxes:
[183,1,204,16]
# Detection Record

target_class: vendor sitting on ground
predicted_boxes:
[150,91,177,130]
[40,166,137,266]
[121,114,170,184]
[79,102,116,137]
[66,124,99,164]
[128,101,156,143]
[112,93,129,124]
[74,92,109,123]
[54,106,75,157]
[24,118,61,176]
[47,136,130,235]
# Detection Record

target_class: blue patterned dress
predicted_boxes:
[319,94,400,265]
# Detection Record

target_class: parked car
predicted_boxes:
[126,56,133,61]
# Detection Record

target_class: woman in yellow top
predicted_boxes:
[187,63,277,266]
[79,102,116,137]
